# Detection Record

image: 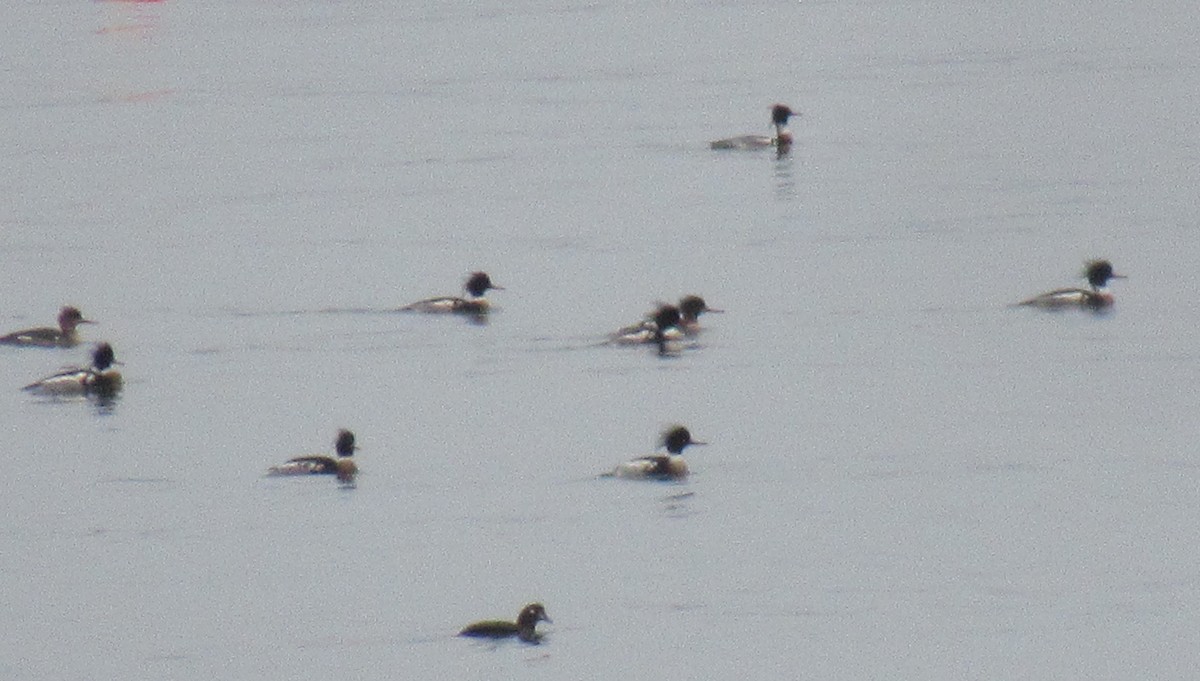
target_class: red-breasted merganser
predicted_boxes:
[23,342,122,396]
[399,272,503,316]
[1017,259,1126,310]
[609,426,706,480]
[1,306,95,347]
[268,429,358,483]
[460,603,551,644]
[710,104,800,150]
[610,296,720,346]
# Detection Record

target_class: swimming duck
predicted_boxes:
[710,104,800,150]
[399,272,503,316]
[0,306,94,347]
[610,426,706,480]
[610,295,722,346]
[460,603,551,644]
[1017,259,1126,310]
[268,429,358,483]
[23,342,122,396]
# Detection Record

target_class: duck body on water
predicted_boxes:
[1017,260,1126,310]
[459,603,551,644]
[23,342,122,396]
[609,426,706,480]
[268,429,359,483]
[399,272,503,317]
[1,306,94,348]
[610,295,722,346]
[710,104,800,151]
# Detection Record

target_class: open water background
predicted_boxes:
[2,0,1199,679]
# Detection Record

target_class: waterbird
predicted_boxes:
[609,295,722,345]
[710,104,800,151]
[399,272,503,317]
[459,603,551,644]
[268,429,359,483]
[1017,259,1126,310]
[23,342,122,396]
[608,425,706,480]
[0,306,95,347]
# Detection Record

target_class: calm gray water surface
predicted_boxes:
[3,0,1200,679]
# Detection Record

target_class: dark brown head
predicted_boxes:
[1085,259,1124,290]
[335,429,357,457]
[516,603,551,630]
[661,425,706,455]
[771,104,799,127]
[678,295,722,322]
[59,306,94,332]
[465,272,502,298]
[91,343,117,371]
